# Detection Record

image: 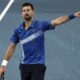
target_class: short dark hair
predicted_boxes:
[22,2,34,10]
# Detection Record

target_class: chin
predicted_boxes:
[25,17,32,21]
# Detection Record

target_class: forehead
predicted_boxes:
[22,6,32,10]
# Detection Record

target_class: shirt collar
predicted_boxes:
[20,21,34,30]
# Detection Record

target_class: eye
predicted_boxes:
[22,10,26,12]
[27,9,30,12]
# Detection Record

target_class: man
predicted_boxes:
[0,2,80,80]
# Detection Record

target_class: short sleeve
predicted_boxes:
[38,21,55,31]
[10,29,19,44]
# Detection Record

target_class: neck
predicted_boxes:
[24,19,32,29]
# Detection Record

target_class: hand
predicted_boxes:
[0,66,6,75]
[74,11,80,18]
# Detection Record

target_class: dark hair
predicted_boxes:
[22,2,34,10]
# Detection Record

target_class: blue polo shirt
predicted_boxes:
[10,20,55,64]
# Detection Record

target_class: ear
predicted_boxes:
[21,12,24,17]
[21,14,23,17]
[32,11,35,16]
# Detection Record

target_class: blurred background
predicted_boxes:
[0,0,80,80]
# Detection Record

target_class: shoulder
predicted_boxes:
[13,22,23,33]
[33,20,51,25]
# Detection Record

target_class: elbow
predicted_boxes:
[51,21,61,26]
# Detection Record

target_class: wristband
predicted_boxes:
[69,14,76,20]
[1,60,8,66]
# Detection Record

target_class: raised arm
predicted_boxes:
[51,11,80,26]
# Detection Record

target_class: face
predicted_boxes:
[22,6,34,21]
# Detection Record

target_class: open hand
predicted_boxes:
[74,11,80,18]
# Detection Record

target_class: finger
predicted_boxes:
[0,72,5,76]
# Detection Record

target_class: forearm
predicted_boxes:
[51,14,75,26]
[4,46,15,61]
[53,16,69,25]
[3,42,16,61]
[1,42,16,66]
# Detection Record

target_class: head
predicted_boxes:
[21,2,35,21]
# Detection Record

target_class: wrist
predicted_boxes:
[1,60,8,67]
[69,14,76,20]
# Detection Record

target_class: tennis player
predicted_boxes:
[0,2,80,80]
